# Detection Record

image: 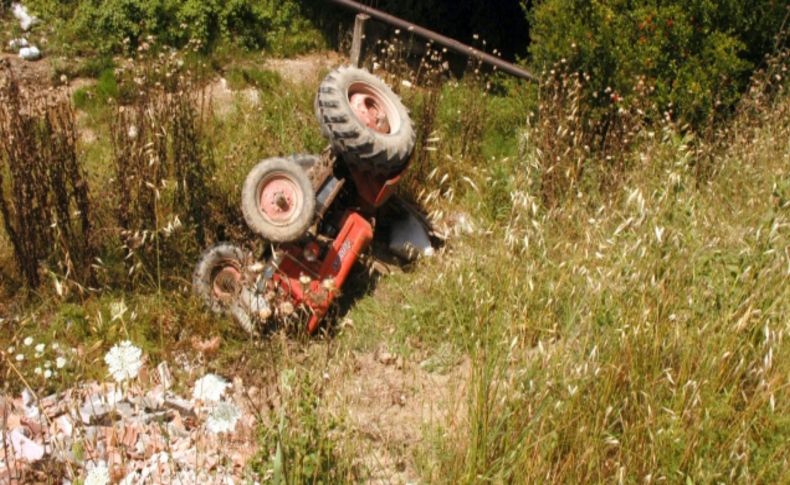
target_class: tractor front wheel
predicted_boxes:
[241,157,316,243]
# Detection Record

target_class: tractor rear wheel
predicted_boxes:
[193,243,257,335]
[315,66,415,176]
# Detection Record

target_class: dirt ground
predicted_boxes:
[0,53,53,88]
[2,49,342,100]
[263,51,342,86]
[328,349,470,483]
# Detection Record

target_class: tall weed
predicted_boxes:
[109,49,217,288]
[0,64,94,289]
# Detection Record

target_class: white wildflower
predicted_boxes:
[23,337,33,346]
[104,341,143,382]
[34,367,42,375]
[35,343,45,354]
[193,373,229,402]
[84,463,110,485]
[56,356,67,369]
[15,354,24,362]
[206,401,242,434]
[44,369,52,379]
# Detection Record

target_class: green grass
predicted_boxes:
[1,45,788,483]
[224,66,282,92]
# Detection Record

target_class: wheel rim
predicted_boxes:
[212,263,241,301]
[348,82,401,135]
[256,172,304,226]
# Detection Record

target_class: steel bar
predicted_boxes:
[327,0,537,81]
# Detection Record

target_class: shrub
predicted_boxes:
[526,0,789,127]
[26,0,325,56]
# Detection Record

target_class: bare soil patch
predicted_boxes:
[263,52,342,86]
[330,349,470,483]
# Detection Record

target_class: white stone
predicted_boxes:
[19,46,42,61]
[9,428,45,462]
[8,38,29,51]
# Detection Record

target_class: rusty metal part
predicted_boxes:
[307,147,337,189]
[349,91,391,133]
[315,176,346,219]
[327,0,537,82]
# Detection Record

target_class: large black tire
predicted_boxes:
[241,157,316,242]
[193,243,258,335]
[193,243,249,315]
[315,66,415,175]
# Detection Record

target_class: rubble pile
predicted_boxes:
[0,362,260,484]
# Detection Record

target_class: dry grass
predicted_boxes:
[0,62,94,290]
[1,32,788,483]
[395,49,790,484]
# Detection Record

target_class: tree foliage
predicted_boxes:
[526,0,789,126]
[26,0,324,55]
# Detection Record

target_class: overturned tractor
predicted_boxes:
[193,66,432,335]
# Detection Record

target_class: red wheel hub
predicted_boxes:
[212,265,241,300]
[258,175,303,225]
[348,82,399,134]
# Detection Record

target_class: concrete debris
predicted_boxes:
[11,3,38,31]
[0,377,258,483]
[8,38,29,51]
[163,396,195,417]
[19,46,42,61]
[8,428,45,462]
[156,361,173,390]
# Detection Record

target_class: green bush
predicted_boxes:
[26,0,324,56]
[526,0,788,127]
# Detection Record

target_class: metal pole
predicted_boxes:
[350,13,370,67]
[327,0,537,82]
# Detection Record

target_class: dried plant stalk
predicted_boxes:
[0,63,94,288]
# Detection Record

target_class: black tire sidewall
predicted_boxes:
[193,243,248,315]
[316,67,415,175]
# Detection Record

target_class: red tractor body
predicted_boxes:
[275,211,374,333]
[271,161,401,333]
